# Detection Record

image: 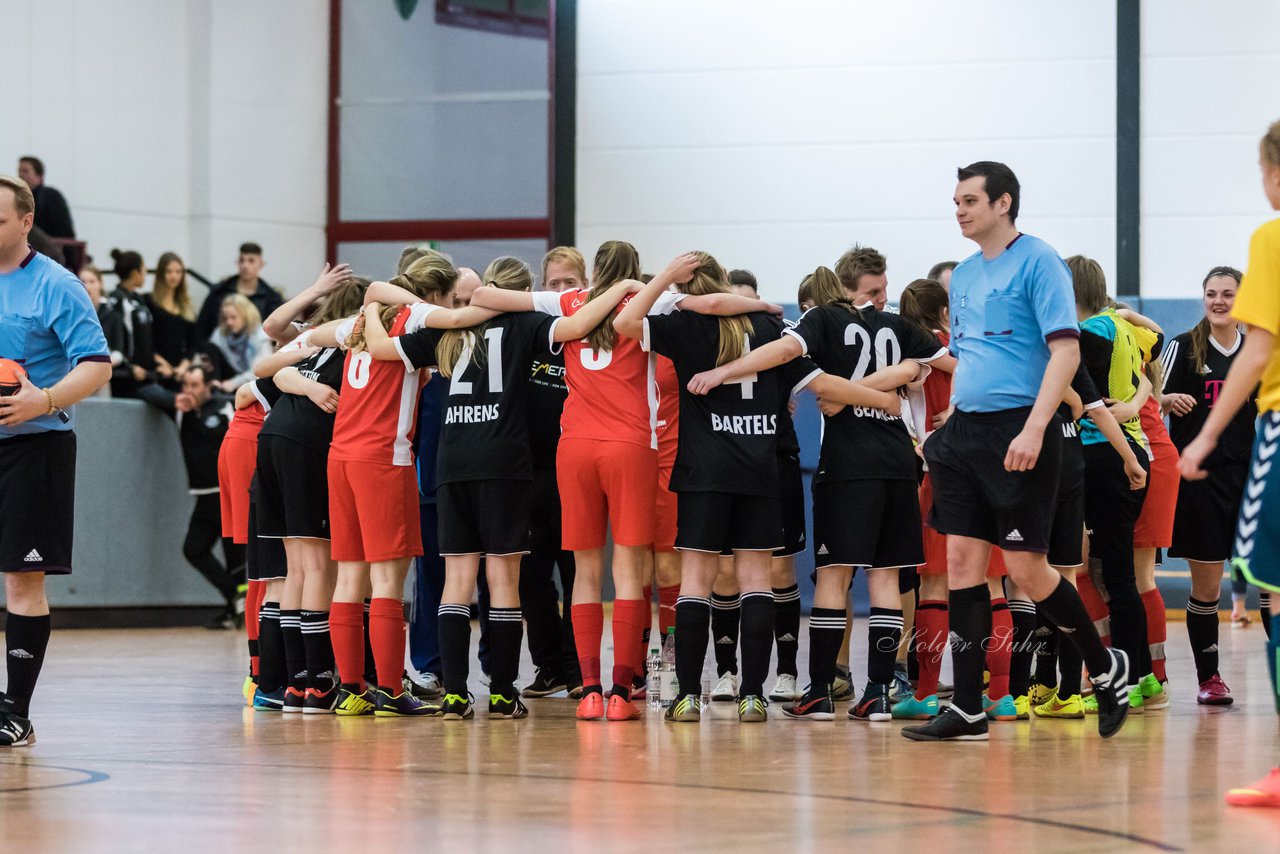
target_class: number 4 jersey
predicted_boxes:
[644,311,820,497]
[785,303,946,483]
[393,312,561,485]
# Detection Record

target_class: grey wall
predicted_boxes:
[0,398,224,610]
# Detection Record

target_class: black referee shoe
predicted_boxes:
[901,706,988,742]
[1089,648,1131,739]
[0,698,35,747]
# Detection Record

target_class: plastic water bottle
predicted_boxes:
[660,627,678,707]
[645,648,662,710]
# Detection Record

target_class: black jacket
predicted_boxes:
[194,277,284,343]
[175,395,234,493]
[104,286,156,399]
[32,184,75,239]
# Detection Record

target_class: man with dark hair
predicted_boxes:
[834,244,889,310]
[728,269,758,296]
[194,243,284,342]
[927,260,958,290]
[0,174,111,746]
[902,161,1131,742]
[17,157,75,239]
[147,363,245,628]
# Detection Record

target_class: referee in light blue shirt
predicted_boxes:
[0,175,111,747]
[902,161,1130,743]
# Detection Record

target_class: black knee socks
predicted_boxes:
[257,602,286,693]
[739,592,775,698]
[300,610,335,692]
[4,612,50,717]
[1035,577,1112,678]
[1009,599,1037,698]
[675,596,711,701]
[807,607,846,693]
[280,609,306,692]
[711,592,740,677]
[948,586,990,716]
[487,607,523,697]
[772,585,801,677]
[1187,597,1221,684]
[437,604,472,698]
[867,607,903,686]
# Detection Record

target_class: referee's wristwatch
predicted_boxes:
[43,387,70,424]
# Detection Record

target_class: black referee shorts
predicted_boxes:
[1170,460,1248,563]
[438,478,532,556]
[775,452,807,558]
[923,407,1062,554]
[677,490,782,554]
[255,435,331,540]
[811,479,923,570]
[0,431,76,575]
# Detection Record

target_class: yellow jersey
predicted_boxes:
[1231,217,1280,412]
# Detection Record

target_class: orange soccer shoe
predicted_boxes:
[605,693,641,721]
[576,691,605,721]
[1225,768,1280,808]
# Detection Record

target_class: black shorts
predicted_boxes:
[811,478,923,570]
[245,495,288,582]
[1170,460,1248,563]
[0,431,76,575]
[677,491,781,553]
[775,452,807,558]
[438,478,532,556]
[255,435,331,540]
[1048,437,1085,568]
[923,408,1061,554]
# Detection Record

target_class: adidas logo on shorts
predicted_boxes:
[715,636,735,645]
[1204,644,1219,653]
[778,633,797,642]
[817,544,829,556]
[8,649,33,659]
[23,549,43,563]
[1004,529,1024,543]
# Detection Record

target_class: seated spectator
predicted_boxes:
[193,242,283,342]
[78,264,107,314]
[203,294,272,393]
[104,249,157,399]
[147,252,197,388]
[17,156,75,239]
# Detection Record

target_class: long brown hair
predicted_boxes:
[436,257,531,378]
[898,278,948,338]
[347,251,457,352]
[1067,255,1109,315]
[808,266,855,309]
[1189,265,1244,375]
[309,277,370,326]
[681,252,753,366]
[152,252,194,319]
[582,240,642,353]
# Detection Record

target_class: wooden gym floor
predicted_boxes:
[2,618,1278,853]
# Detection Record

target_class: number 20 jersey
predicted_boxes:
[785,303,946,483]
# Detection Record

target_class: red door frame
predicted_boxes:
[325,0,553,261]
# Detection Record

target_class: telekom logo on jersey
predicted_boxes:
[1205,380,1224,407]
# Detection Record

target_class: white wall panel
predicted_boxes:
[1140,0,1280,297]
[577,0,1116,302]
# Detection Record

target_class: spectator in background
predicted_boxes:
[103,249,157,399]
[17,156,74,239]
[194,242,283,342]
[77,265,107,316]
[203,294,272,393]
[147,252,196,388]
[928,260,958,290]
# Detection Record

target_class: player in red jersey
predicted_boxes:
[307,251,497,717]
[471,242,780,721]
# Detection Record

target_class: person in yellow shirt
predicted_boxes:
[1180,118,1280,808]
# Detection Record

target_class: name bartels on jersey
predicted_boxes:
[445,403,501,424]
[711,413,777,435]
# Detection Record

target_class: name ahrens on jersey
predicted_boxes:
[711,413,777,435]
[445,404,500,424]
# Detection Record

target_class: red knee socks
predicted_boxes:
[611,598,648,696]
[329,601,366,691]
[368,598,406,692]
[572,603,604,689]
[914,600,948,700]
[1141,587,1168,683]
[988,597,1012,699]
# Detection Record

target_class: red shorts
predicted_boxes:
[920,473,1006,577]
[655,462,677,553]
[327,458,422,563]
[217,435,258,544]
[557,438,658,550]
[1135,441,1180,549]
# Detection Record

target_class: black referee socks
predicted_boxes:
[5,612,50,718]
[1035,577,1111,679]
[739,592,775,698]
[947,586,989,716]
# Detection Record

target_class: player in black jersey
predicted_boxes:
[1162,266,1257,705]
[618,253,904,722]
[688,265,944,721]
[361,257,645,720]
